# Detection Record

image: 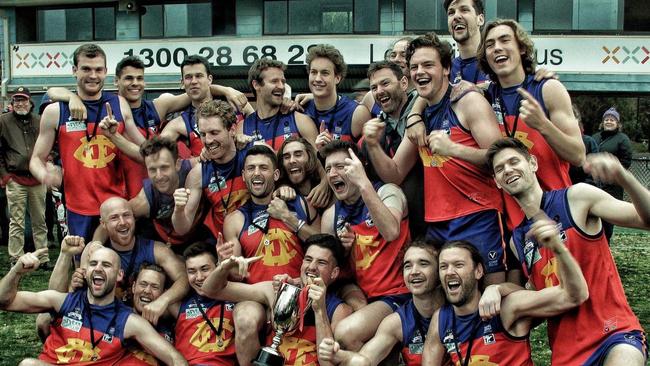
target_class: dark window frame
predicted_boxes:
[262,0,380,36]
[32,4,116,43]
[139,2,213,39]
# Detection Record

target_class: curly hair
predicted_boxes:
[306,44,348,80]
[196,100,237,130]
[477,19,537,83]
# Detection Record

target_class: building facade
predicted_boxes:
[0,0,649,106]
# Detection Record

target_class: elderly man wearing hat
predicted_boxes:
[592,106,634,242]
[0,86,49,267]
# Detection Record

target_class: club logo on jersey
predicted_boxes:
[354,234,381,270]
[72,136,117,169]
[254,228,300,267]
[418,146,451,168]
[483,333,495,345]
[55,338,103,363]
[190,317,234,352]
[278,336,318,366]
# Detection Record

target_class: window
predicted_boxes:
[263,0,376,35]
[35,7,115,42]
[354,0,379,33]
[534,0,622,31]
[141,3,212,38]
[405,0,446,32]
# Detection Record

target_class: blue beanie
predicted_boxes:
[603,107,620,122]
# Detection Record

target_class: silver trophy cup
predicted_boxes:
[253,282,303,366]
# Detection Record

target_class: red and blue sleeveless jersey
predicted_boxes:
[122,99,162,199]
[175,293,236,365]
[243,111,300,151]
[438,304,533,366]
[396,298,431,366]
[486,76,572,230]
[40,289,132,365]
[450,56,490,87]
[266,292,343,366]
[119,317,175,365]
[57,92,126,215]
[176,105,203,159]
[333,189,409,298]
[303,95,358,142]
[108,237,156,298]
[202,150,250,238]
[512,188,643,366]
[144,159,200,245]
[420,88,502,222]
[238,197,310,283]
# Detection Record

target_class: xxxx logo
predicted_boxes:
[418,147,451,168]
[190,317,234,352]
[55,338,101,362]
[602,46,650,64]
[73,136,117,169]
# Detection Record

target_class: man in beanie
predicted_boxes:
[592,106,633,242]
[0,86,49,267]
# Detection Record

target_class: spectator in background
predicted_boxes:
[352,79,370,104]
[592,106,634,242]
[0,87,49,268]
[569,104,598,185]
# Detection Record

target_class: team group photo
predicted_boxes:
[0,0,648,365]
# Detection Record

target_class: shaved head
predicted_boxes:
[100,196,131,220]
[91,247,122,271]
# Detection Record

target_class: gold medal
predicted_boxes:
[91,354,98,361]
[84,143,93,158]
[217,338,224,348]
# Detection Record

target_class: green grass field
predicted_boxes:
[0,228,647,365]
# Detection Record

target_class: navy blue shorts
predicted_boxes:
[582,330,648,366]
[426,209,505,273]
[369,293,411,312]
[66,210,100,243]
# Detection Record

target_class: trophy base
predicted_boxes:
[253,347,284,366]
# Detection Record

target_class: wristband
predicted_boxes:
[406,120,424,129]
[296,219,306,233]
